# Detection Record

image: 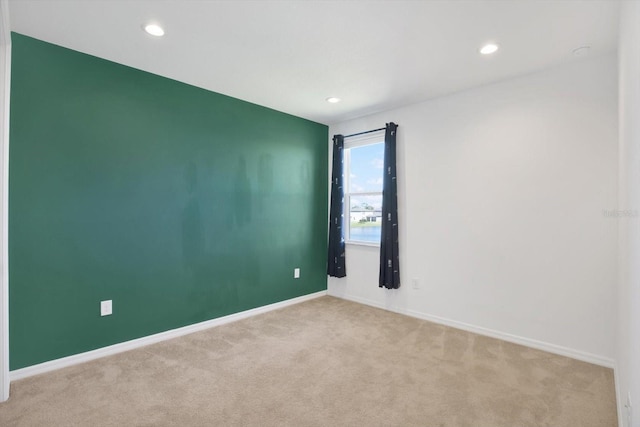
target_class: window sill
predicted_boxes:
[346,241,380,248]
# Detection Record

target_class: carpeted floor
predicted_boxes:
[0,296,617,426]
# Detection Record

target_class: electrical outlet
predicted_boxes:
[412,278,420,290]
[100,300,112,316]
[294,268,300,279]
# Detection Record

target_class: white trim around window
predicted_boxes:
[343,130,384,247]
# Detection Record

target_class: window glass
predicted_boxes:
[345,141,384,244]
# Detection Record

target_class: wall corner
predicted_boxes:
[0,0,11,403]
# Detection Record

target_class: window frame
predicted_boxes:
[343,131,385,247]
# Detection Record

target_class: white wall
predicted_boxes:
[617,1,640,425]
[328,54,619,366]
[0,0,10,403]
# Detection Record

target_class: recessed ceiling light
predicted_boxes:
[144,24,165,37]
[480,43,499,55]
[326,97,341,103]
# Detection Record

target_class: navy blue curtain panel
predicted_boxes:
[379,123,400,289]
[328,135,346,278]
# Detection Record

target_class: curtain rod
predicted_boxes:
[343,127,385,139]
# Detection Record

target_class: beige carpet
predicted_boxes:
[0,296,617,426]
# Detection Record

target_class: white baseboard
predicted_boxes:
[10,290,327,381]
[331,292,616,369]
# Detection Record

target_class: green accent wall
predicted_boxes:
[9,33,328,370]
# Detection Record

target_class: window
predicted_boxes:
[344,132,385,245]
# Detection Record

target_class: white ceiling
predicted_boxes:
[8,0,620,125]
